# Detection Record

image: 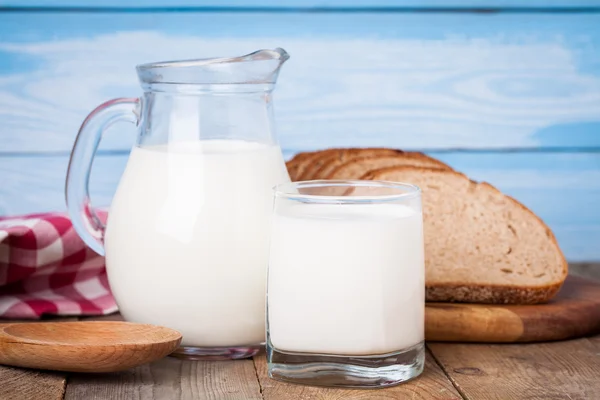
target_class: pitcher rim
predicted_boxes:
[136,48,290,71]
[135,48,289,87]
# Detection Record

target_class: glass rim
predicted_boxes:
[273,180,421,204]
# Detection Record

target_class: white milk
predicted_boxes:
[268,202,425,355]
[104,140,290,347]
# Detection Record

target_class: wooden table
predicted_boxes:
[2,312,600,400]
[2,265,599,400]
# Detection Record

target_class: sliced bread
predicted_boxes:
[326,153,452,180]
[362,166,567,304]
[306,148,406,180]
[285,150,328,181]
[297,147,402,181]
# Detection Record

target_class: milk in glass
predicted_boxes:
[268,202,425,355]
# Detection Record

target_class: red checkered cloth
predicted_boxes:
[0,211,117,319]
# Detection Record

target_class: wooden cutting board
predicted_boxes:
[425,275,600,343]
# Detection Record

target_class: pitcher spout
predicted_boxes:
[239,47,289,82]
[136,48,290,89]
[242,48,290,67]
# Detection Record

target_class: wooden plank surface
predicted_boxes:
[570,262,600,280]
[0,367,67,400]
[426,276,600,343]
[428,339,600,400]
[65,314,263,399]
[0,12,599,153]
[0,317,78,400]
[65,357,262,400]
[3,312,600,398]
[253,350,462,399]
[1,8,599,264]
[585,333,600,357]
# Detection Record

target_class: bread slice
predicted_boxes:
[306,148,407,180]
[362,166,567,304]
[327,153,452,180]
[297,148,402,181]
[285,150,328,181]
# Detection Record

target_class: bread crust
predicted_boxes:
[298,148,404,181]
[286,149,331,181]
[312,148,406,180]
[294,148,343,181]
[286,152,314,181]
[327,152,453,180]
[426,281,564,304]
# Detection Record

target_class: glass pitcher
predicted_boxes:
[65,48,291,360]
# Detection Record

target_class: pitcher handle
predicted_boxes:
[65,97,140,256]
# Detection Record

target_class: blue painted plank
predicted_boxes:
[0,12,599,153]
[2,1,600,9]
[0,151,598,261]
[438,152,600,262]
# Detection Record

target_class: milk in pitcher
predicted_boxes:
[104,139,290,347]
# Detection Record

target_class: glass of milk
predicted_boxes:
[267,180,425,388]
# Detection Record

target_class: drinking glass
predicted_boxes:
[266,180,425,388]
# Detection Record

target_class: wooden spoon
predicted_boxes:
[0,321,182,373]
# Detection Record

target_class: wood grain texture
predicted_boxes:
[0,321,182,373]
[0,317,78,400]
[426,276,600,342]
[1,9,599,264]
[586,334,600,357]
[70,306,260,399]
[428,338,600,400]
[427,304,524,342]
[254,350,462,399]
[570,262,600,280]
[0,367,67,400]
[0,12,599,153]
[65,356,263,400]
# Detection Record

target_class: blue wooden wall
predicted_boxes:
[0,2,599,261]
